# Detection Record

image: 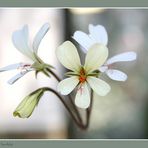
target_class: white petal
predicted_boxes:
[7,71,30,85]
[106,69,127,81]
[75,83,90,109]
[57,76,79,95]
[12,25,35,61]
[33,23,50,53]
[0,63,22,72]
[72,31,94,52]
[106,52,137,65]
[84,43,108,73]
[87,77,111,96]
[99,65,108,73]
[89,24,108,46]
[56,41,81,72]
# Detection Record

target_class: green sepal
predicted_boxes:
[87,70,100,77]
[35,71,39,79]
[65,71,79,77]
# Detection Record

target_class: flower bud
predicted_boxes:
[13,89,44,118]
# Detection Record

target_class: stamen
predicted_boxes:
[79,67,87,83]
[23,64,31,67]
[18,63,32,73]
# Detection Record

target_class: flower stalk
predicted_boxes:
[40,87,93,130]
[45,69,92,129]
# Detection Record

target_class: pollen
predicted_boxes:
[79,68,87,83]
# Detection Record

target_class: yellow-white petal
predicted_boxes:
[87,77,110,96]
[84,43,108,73]
[75,82,90,109]
[57,76,79,95]
[56,41,81,72]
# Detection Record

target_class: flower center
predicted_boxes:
[79,67,87,83]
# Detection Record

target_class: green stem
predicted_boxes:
[43,87,86,129]
[74,90,93,130]
[85,90,93,129]
[46,68,93,129]
[47,68,83,124]
[68,94,83,124]
[47,68,61,82]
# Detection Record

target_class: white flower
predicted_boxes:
[0,23,50,84]
[56,41,111,109]
[73,24,137,81]
[99,52,137,81]
[73,24,108,53]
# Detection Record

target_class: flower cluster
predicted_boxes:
[0,23,137,120]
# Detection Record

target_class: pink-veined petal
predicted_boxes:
[75,82,90,109]
[87,77,111,96]
[106,51,137,65]
[84,43,108,73]
[33,23,50,53]
[106,69,127,81]
[57,76,79,95]
[56,41,81,72]
[89,24,108,46]
[12,25,35,61]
